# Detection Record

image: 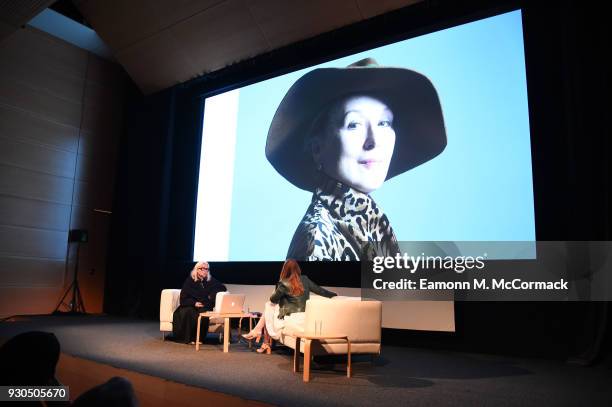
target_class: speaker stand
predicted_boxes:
[53,241,86,315]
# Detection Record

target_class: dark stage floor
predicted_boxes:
[1,315,610,407]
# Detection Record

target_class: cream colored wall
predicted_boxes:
[0,27,125,318]
[225,284,455,332]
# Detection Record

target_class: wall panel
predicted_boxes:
[0,26,126,317]
[80,95,123,135]
[0,105,79,152]
[74,153,117,185]
[86,54,125,87]
[78,129,118,158]
[0,256,65,287]
[0,164,74,204]
[72,180,114,210]
[0,137,76,178]
[0,195,70,231]
[0,224,67,259]
[0,287,64,317]
[0,28,88,77]
[0,60,84,104]
[0,77,82,127]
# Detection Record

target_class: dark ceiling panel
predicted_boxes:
[75,0,422,94]
[247,0,362,50]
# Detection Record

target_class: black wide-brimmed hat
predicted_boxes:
[265,58,447,192]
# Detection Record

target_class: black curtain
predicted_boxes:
[105,85,177,318]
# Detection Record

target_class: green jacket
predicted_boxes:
[270,275,336,319]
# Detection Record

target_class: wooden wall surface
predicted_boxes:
[75,0,423,94]
[0,27,126,317]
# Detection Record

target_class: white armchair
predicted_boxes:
[279,296,382,355]
[159,289,227,340]
[278,296,382,381]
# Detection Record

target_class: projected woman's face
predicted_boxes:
[313,96,396,194]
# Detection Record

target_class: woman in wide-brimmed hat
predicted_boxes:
[266,58,447,260]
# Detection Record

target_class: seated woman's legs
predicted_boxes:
[173,305,209,343]
[257,302,285,354]
[243,316,265,340]
[257,326,272,354]
[243,301,278,339]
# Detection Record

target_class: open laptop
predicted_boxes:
[216,293,246,314]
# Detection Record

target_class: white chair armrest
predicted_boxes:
[304,298,382,343]
[160,289,181,324]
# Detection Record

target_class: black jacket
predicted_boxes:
[179,275,226,309]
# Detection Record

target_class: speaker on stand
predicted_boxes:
[53,229,88,315]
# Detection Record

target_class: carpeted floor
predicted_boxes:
[1,315,610,407]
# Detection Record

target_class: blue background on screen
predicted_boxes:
[201,10,534,261]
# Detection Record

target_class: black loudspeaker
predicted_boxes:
[69,229,88,243]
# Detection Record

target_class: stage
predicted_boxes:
[0,315,609,406]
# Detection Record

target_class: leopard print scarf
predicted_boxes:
[286,177,400,261]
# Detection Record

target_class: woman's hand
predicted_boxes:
[195,301,204,308]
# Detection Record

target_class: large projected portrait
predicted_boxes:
[193,10,535,262]
[265,58,447,260]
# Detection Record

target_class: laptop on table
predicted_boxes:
[215,293,245,314]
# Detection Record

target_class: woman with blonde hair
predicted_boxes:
[172,261,226,344]
[243,259,336,353]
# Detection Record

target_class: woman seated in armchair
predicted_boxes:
[243,259,337,353]
[173,261,226,344]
